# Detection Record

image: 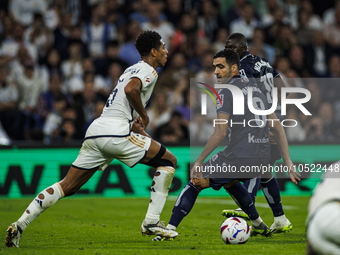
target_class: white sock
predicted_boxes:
[250,216,263,227]
[166,224,176,230]
[145,166,175,224]
[274,214,287,224]
[17,183,65,231]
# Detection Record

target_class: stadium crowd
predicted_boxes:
[0,0,339,145]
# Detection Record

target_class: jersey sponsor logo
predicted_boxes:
[145,76,150,83]
[248,133,269,144]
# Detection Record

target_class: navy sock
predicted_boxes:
[169,182,201,227]
[225,182,259,220]
[242,177,261,204]
[261,177,284,217]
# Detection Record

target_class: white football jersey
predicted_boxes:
[308,161,340,220]
[85,61,158,138]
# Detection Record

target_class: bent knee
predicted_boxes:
[168,153,177,168]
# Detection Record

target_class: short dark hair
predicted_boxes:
[135,31,162,57]
[227,33,248,48]
[213,49,240,69]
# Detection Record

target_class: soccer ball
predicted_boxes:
[220,217,250,244]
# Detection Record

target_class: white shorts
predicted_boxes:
[307,201,340,254]
[72,132,151,170]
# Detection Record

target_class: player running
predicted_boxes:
[5,31,178,248]
[153,48,300,241]
[222,33,292,234]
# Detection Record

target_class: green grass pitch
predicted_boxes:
[0,196,309,255]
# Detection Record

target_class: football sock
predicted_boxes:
[225,182,259,220]
[250,216,263,227]
[168,182,201,228]
[261,176,285,217]
[145,167,175,224]
[17,183,65,231]
[242,177,261,204]
[274,214,287,225]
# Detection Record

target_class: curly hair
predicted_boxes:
[213,48,240,69]
[135,31,162,57]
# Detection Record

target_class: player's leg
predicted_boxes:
[222,177,261,220]
[5,166,97,247]
[223,180,271,237]
[138,138,178,238]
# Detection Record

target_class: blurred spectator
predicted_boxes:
[43,94,67,144]
[187,37,211,74]
[293,0,323,30]
[304,116,324,142]
[264,7,289,45]
[295,9,314,46]
[146,92,172,136]
[274,24,297,57]
[36,72,70,126]
[155,111,189,143]
[249,27,276,64]
[323,0,340,27]
[261,0,282,27]
[105,62,123,93]
[304,30,333,77]
[61,40,83,81]
[45,0,66,30]
[0,65,21,140]
[82,2,117,59]
[129,0,166,25]
[10,0,47,27]
[41,48,62,85]
[196,50,215,80]
[119,20,143,66]
[213,28,229,52]
[284,0,300,29]
[230,2,262,39]
[141,3,174,48]
[318,102,336,141]
[0,15,14,44]
[175,87,190,123]
[275,56,290,77]
[157,52,192,91]
[224,0,246,31]
[285,106,306,142]
[289,45,311,77]
[0,23,37,62]
[328,55,340,78]
[106,0,126,33]
[16,60,45,139]
[67,58,106,94]
[53,13,72,60]
[164,0,184,28]
[324,9,340,49]
[24,13,53,61]
[304,81,322,116]
[197,0,222,42]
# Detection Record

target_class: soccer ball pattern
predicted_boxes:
[220,217,250,244]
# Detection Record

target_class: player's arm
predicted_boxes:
[268,112,301,184]
[274,74,287,106]
[191,113,229,179]
[124,78,149,130]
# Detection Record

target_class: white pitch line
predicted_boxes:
[168,196,298,210]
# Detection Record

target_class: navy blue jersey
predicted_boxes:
[216,75,270,158]
[239,51,279,108]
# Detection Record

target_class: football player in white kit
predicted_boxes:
[307,161,340,254]
[5,31,178,248]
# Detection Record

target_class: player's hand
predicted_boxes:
[190,161,203,181]
[139,115,149,130]
[269,131,277,144]
[285,160,301,185]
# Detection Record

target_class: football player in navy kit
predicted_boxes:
[152,48,299,241]
[223,33,292,233]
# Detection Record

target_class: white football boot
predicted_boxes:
[141,220,178,238]
[5,222,22,247]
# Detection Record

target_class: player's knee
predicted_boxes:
[59,182,80,197]
[168,153,177,168]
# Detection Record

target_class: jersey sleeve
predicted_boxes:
[273,68,279,78]
[216,89,233,116]
[239,62,255,81]
[131,68,157,91]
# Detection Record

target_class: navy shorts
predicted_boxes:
[201,151,270,191]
